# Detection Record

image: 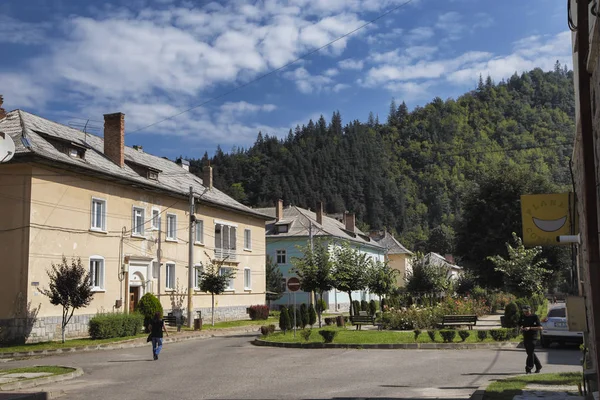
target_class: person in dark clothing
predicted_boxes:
[148,312,169,360]
[519,305,542,374]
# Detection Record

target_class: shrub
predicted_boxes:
[458,330,470,342]
[308,304,317,326]
[300,329,312,341]
[316,299,327,313]
[324,317,335,326]
[414,329,422,341]
[135,293,163,330]
[440,330,457,343]
[352,300,361,315]
[248,305,269,320]
[369,300,377,316]
[504,302,520,328]
[295,307,303,328]
[301,304,310,328]
[361,300,369,312]
[427,330,437,342]
[89,312,144,339]
[381,298,387,310]
[490,329,510,341]
[268,324,276,334]
[260,326,270,336]
[318,330,338,343]
[279,307,291,333]
[477,330,488,341]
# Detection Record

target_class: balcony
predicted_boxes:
[214,248,237,262]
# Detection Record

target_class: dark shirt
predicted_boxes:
[151,318,164,338]
[519,314,541,340]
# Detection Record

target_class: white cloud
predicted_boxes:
[338,58,364,70]
[473,12,494,29]
[332,83,351,92]
[323,68,339,77]
[405,26,434,43]
[0,16,51,45]
[384,80,435,101]
[283,67,334,94]
[435,11,464,40]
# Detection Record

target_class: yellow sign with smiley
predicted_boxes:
[521,193,575,246]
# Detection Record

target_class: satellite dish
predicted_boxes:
[0,131,15,163]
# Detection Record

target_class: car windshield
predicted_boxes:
[547,308,566,318]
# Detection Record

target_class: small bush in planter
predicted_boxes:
[413,329,422,341]
[318,330,338,343]
[458,330,471,342]
[300,329,312,341]
[477,330,488,341]
[427,330,437,342]
[268,324,276,334]
[439,330,457,343]
[260,326,270,336]
[490,329,509,341]
[248,305,269,320]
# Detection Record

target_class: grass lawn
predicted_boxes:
[261,328,521,344]
[0,333,147,354]
[179,316,279,330]
[484,372,583,400]
[0,366,75,377]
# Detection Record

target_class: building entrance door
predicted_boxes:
[129,287,139,312]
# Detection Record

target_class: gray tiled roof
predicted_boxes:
[370,231,412,255]
[255,205,384,250]
[0,110,270,219]
[426,252,462,270]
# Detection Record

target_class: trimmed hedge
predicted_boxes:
[458,330,470,342]
[318,330,338,343]
[439,330,457,343]
[248,305,269,320]
[89,312,144,339]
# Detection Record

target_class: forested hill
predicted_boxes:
[189,65,575,257]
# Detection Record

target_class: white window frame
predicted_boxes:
[91,197,107,232]
[166,213,177,241]
[195,220,204,245]
[220,267,235,291]
[89,255,105,291]
[151,208,160,231]
[165,262,176,290]
[193,264,203,290]
[214,222,237,260]
[276,249,286,264]
[244,267,251,290]
[132,206,145,237]
[244,229,252,251]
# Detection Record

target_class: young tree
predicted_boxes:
[292,241,334,327]
[332,243,371,316]
[487,233,550,298]
[38,257,94,343]
[265,255,283,307]
[199,253,237,326]
[405,252,451,294]
[368,260,398,310]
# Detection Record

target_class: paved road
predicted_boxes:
[5,334,582,400]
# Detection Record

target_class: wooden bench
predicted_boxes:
[349,314,376,330]
[437,315,478,330]
[163,314,178,327]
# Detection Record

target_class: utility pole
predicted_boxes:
[309,221,315,306]
[187,186,194,328]
[157,215,162,297]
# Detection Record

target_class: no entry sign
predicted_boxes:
[287,277,301,292]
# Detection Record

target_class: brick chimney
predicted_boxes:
[202,163,212,189]
[276,199,283,221]
[316,202,324,225]
[345,212,355,232]
[103,113,125,167]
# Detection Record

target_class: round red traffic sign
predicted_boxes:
[287,277,301,292]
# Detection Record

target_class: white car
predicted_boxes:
[540,306,584,347]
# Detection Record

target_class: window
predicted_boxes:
[151,209,160,230]
[91,198,106,231]
[194,264,203,289]
[277,224,289,234]
[244,268,251,290]
[244,229,251,250]
[166,263,175,289]
[220,267,234,290]
[132,207,145,236]
[195,220,204,244]
[148,170,159,180]
[214,223,237,260]
[89,256,105,290]
[166,214,177,240]
[276,249,286,264]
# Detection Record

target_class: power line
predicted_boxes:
[127,0,415,135]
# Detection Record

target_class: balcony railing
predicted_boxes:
[214,248,237,261]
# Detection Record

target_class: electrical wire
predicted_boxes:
[127,0,415,135]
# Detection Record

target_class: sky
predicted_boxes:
[0,0,572,159]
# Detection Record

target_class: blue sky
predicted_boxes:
[0,0,571,159]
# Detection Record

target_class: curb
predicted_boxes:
[0,366,83,391]
[0,327,261,360]
[252,339,520,350]
[469,383,489,400]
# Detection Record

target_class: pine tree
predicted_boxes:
[308,304,317,326]
[300,303,309,328]
[279,307,291,333]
